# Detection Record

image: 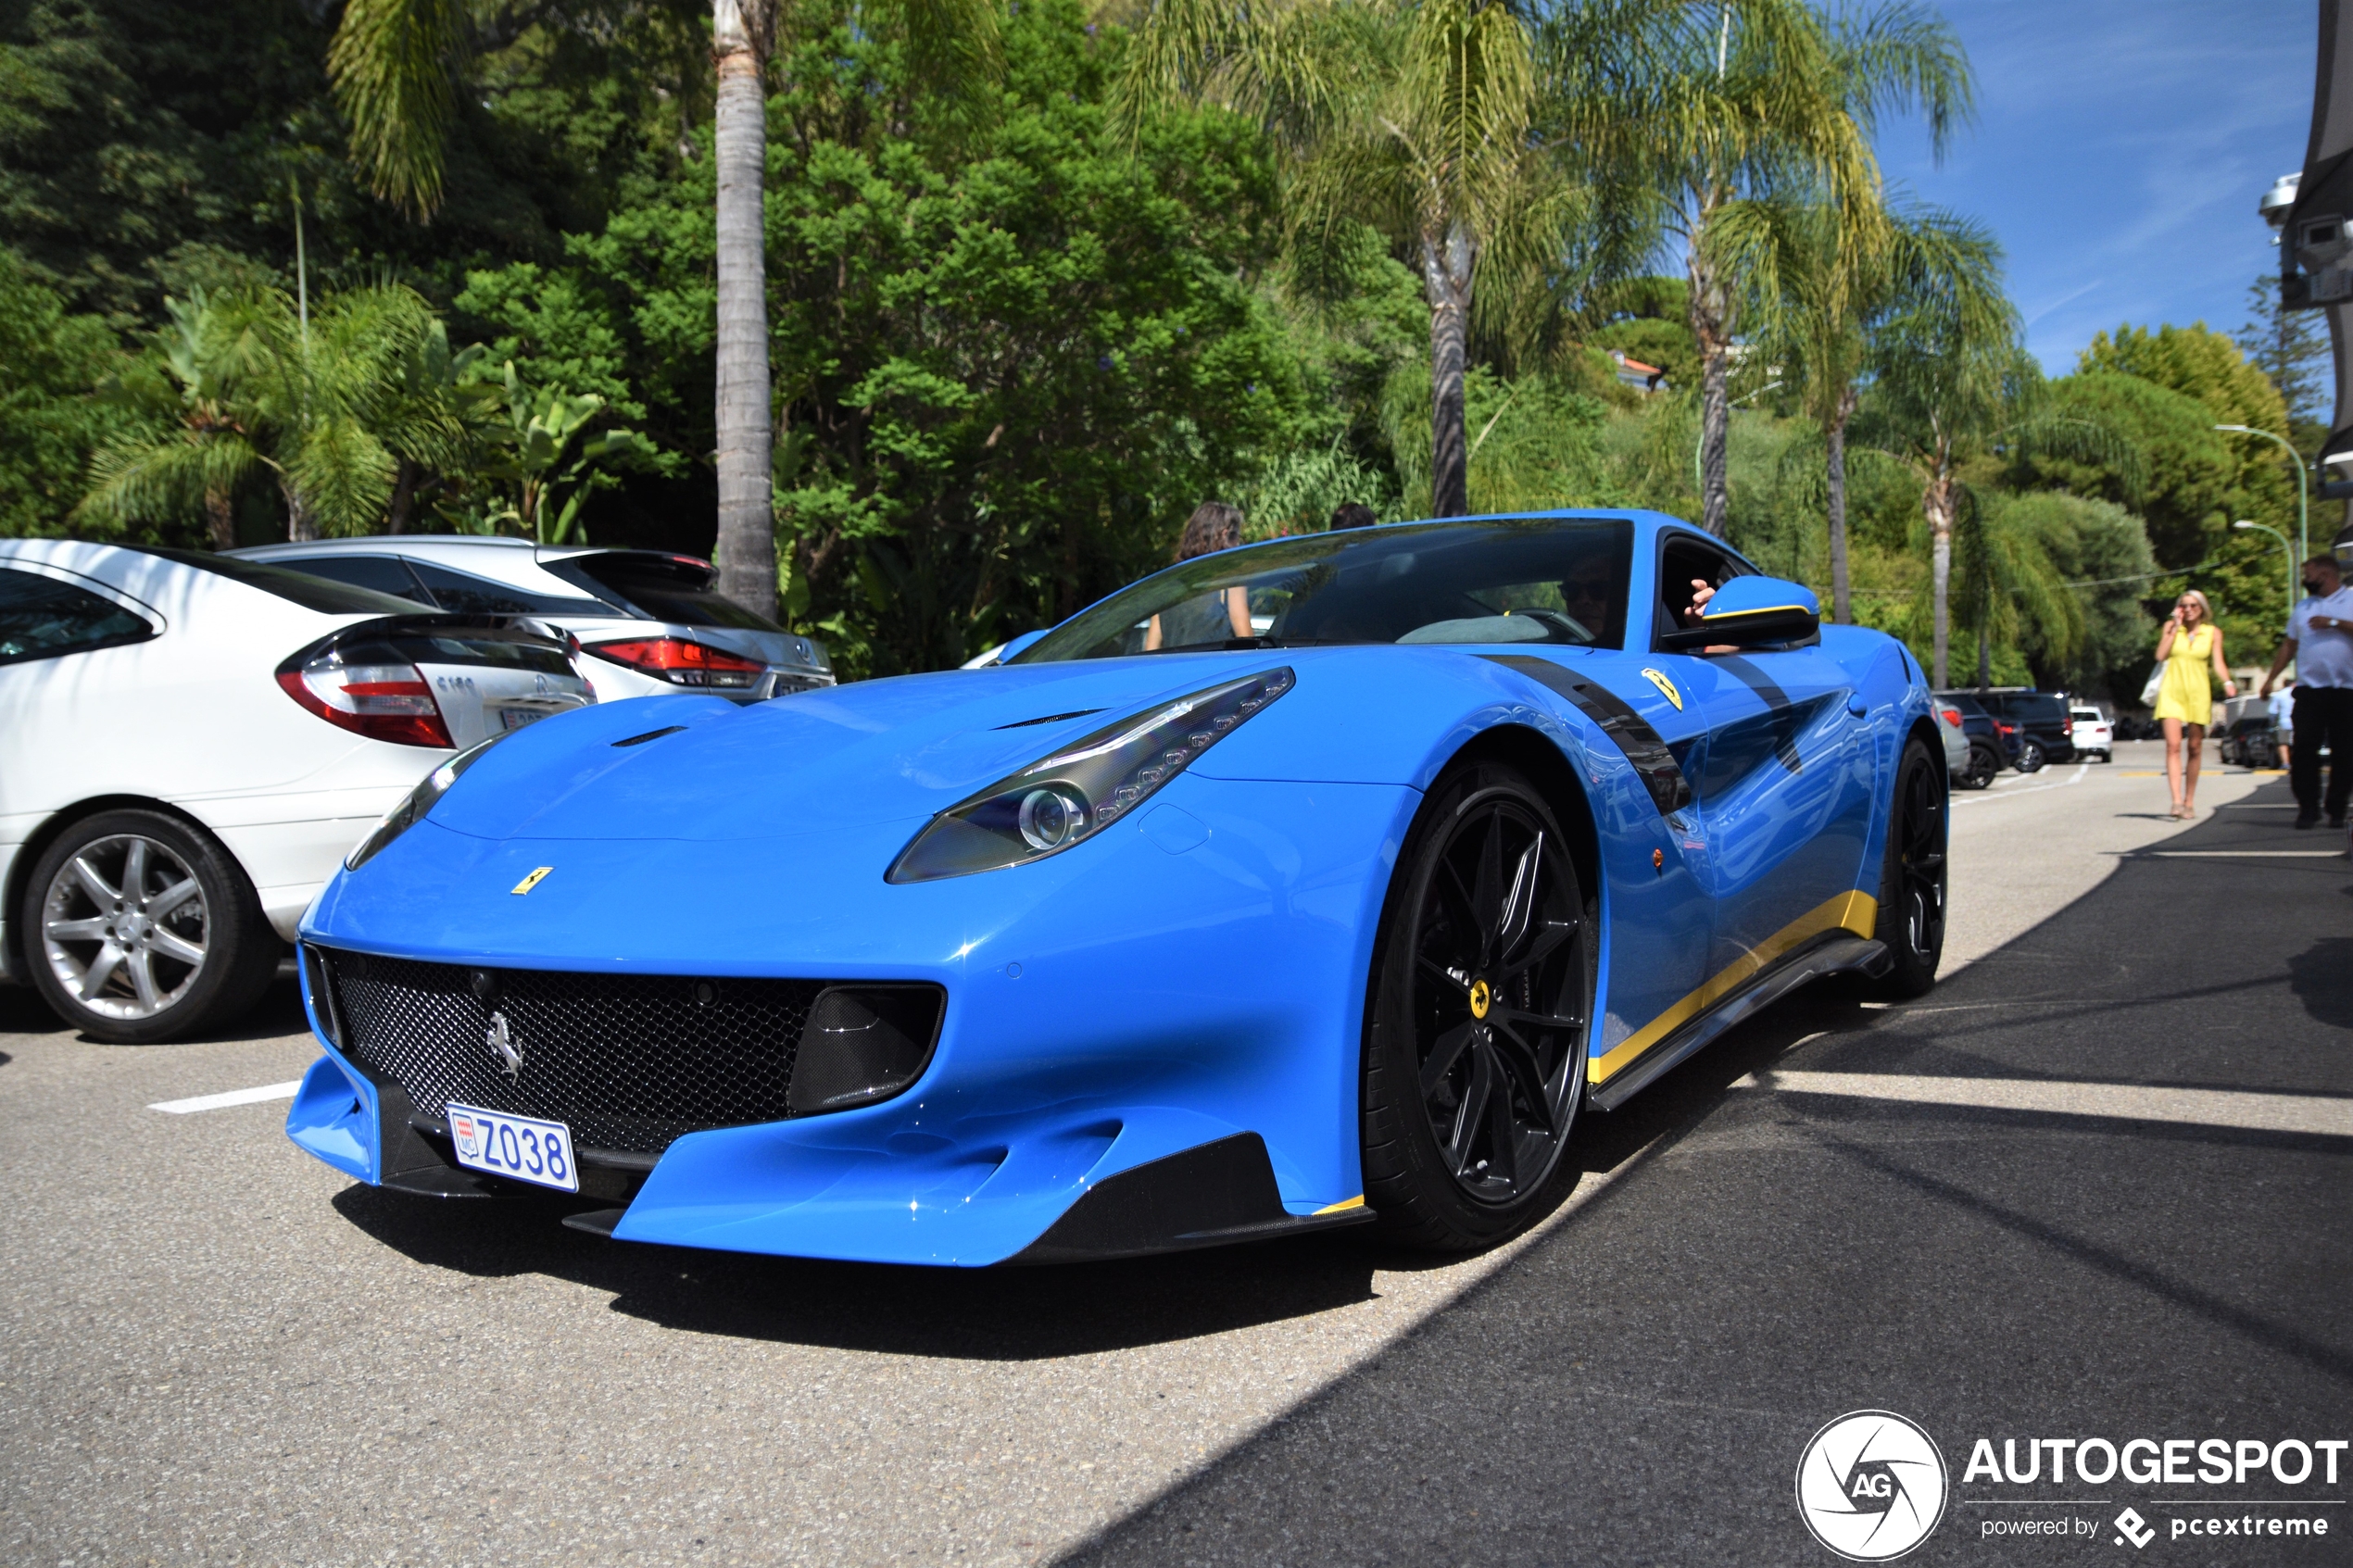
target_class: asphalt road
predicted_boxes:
[3,740,2345,1566]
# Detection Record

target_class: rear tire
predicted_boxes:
[2013,737,2046,773]
[20,809,279,1044]
[1956,742,1998,790]
[1863,738,1946,999]
[1361,761,1596,1251]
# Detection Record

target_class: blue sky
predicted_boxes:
[1873,0,2315,374]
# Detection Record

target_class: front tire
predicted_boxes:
[1361,761,1596,1250]
[21,809,279,1044]
[1864,738,1947,999]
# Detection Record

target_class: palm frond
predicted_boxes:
[329,0,468,218]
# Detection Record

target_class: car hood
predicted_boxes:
[430,654,1306,842]
[428,645,1579,844]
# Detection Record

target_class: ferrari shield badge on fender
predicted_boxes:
[1638,668,1683,710]
[511,865,553,896]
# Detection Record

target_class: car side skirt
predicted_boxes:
[1589,890,1884,1110]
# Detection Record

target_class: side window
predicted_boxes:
[0,567,157,665]
[273,554,433,605]
[1653,537,1741,648]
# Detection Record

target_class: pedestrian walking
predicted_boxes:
[1143,501,1252,651]
[2259,554,2353,829]
[2269,680,2295,771]
[2153,589,2235,819]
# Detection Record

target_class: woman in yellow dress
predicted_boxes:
[2153,589,2236,819]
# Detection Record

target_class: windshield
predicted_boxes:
[1016,517,1636,662]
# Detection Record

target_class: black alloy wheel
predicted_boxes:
[1957,742,1998,790]
[1362,761,1595,1249]
[2013,736,2046,773]
[1865,737,1946,998]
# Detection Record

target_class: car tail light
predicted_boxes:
[1939,707,1962,727]
[1996,721,2017,737]
[585,636,765,690]
[277,656,452,747]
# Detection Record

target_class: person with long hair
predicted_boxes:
[2152,588,2236,819]
[1143,501,1252,651]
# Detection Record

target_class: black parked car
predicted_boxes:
[1954,687,2077,771]
[1934,691,2013,788]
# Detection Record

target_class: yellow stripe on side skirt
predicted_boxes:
[1315,1195,1366,1215]
[1588,889,1876,1084]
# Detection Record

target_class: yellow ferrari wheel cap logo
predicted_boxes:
[510,866,554,896]
[1468,979,1491,1019]
[1639,668,1683,710]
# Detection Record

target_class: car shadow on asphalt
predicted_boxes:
[326,983,1876,1361]
[330,1182,1387,1357]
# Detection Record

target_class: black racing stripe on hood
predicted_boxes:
[1481,655,1693,817]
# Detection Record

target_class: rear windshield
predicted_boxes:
[1994,693,2069,724]
[547,554,783,632]
[137,547,421,615]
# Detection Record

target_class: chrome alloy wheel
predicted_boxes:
[1407,793,1588,1206]
[41,834,210,1020]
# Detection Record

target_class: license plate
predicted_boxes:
[447,1103,578,1192]
[497,706,547,732]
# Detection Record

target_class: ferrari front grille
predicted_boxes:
[313,949,898,1154]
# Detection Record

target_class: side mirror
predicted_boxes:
[995,629,1049,664]
[1657,575,1820,651]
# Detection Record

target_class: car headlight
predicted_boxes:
[886,666,1295,883]
[345,731,510,872]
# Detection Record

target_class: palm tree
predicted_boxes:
[1949,491,2084,688]
[327,0,1000,617]
[1125,0,1591,519]
[1859,298,2143,687]
[78,284,459,542]
[1747,198,2003,622]
[1561,0,1970,537]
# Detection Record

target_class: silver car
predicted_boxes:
[229,537,832,704]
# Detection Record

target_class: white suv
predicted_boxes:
[231,537,832,703]
[2069,705,2114,762]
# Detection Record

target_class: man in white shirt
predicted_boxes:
[2259,554,2353,828]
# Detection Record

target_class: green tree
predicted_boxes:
[515,0,1305,674]
[76,282,463,540]
[1567,0,1972,537]
[1748,198,2003,622]
[2020,370,2231,570]
[326,0,1003,621]
[0,246,139,537]
[1122,0,1590,521]
[1859,296,2141,686]
[2234,272,2329,425]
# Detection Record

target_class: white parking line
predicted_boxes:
[1951,761,2089,807]
[1736,1070,2353,1137]
[149,1081,304,1115]
[2123,850,2347,859]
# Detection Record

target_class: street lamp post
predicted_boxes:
[2232,519,2296,632]
[2214,423,2309,565]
